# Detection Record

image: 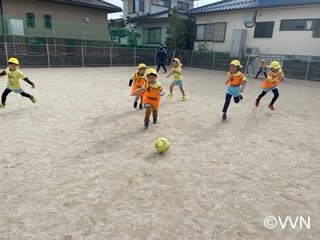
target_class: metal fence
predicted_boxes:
[1,43,320,81]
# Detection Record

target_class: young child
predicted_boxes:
[255,61,285,111]
[255,59,267,79]
[166,58,186,101]
[129,63,146,109]
[0,57,36,109]
[132,68,165,129]
[221,60,247,120]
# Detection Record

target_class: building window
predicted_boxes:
[26,13,35,28]
[129,0,145,13]
[196,22,226,42]
[177,2,188,11]
[313,19,320,38]
[142,27,161,44]
[280,19,314,31]
[254,22,274,38]
[44,14,52,29]
[151,0,170,8]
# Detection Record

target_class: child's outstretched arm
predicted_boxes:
[166,71,173,78]
[131,87,143,96]
[0,70,6,77]
[23,77,35,88]
[128,78,133,86]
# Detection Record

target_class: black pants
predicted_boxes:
[222,94,240,113]
[157,62,167,72]
[257,88,279,105]
[1,88,32,105]
[255,68,267,78]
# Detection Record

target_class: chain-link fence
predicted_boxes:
[1,43,319,81]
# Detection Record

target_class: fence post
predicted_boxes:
[133,47,136,66]
[46,43,51,67]
[81,45,84,67]
[212,51,216,70]
[305,56,311,80]
[110,47,113,67]
[191,50,193,68]
[4,42,8,60]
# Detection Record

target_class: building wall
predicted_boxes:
[194,6,320,56]
[2,0,109,41]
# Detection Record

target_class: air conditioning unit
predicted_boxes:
[245,47,259,55]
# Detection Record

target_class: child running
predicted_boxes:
[0,57,36,109]
[255,61,285,111]
[132,68,165,129]
[255,59,267,79]
[221,60,247,120]
[129,63,147,109]
[166,58,186,101]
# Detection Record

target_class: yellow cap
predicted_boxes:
[8,57,19,65]
[145,68,157,76]
[138,63,146,69]
[172,58,181,65]
[270,61,281,69]
[230,60,242,68]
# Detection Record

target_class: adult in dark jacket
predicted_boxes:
[156,44,168,73]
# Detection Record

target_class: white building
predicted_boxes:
[188,0,320,56]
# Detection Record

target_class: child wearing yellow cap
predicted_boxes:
[0,57,36,109]
[129,63,147,109]
[221,60,247,120]
[255,59,267,79]
[132,68,165,129]
[166,58,186,101]
[255,61,285,111]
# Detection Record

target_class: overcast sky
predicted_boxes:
[107,0,220,19]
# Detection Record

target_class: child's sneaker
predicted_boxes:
[268,104,275,111]
[255,99,259,107]
[181,95,186,101]
[222,113,227,120]
[0,104,5,109]
[166,93,173,98]
[240,95,243,100]
[153,117,157,124]
[31,95,36,104]
[133,101,137,108]
[139,103,143,110]
[144,122,149,129]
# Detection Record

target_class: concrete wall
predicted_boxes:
[194,6,320,56]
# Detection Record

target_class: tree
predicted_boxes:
[165,7,188,50]
[109,19,128,45]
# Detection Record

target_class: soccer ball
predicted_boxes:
[154,137,170,153]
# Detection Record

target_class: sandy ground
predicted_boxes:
[0,66,319,240]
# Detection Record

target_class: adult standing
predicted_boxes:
[156,44,168,73]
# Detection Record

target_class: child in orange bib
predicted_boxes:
[255,61,285,111]
[129,63,147,109]
[132,68,165,129]
[221,60,247,120]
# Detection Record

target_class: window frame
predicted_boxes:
[280,19,314,31]
[254,21,274,38]
[44,14,52,29]
[196,22,227,42]
[26,13,35,28]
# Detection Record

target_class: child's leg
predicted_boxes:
[234,95,240,104]
[179,86,185,96]
[144,105,152,129]
[133,95,139,108]
[269,88,279,105]
[152,109,158,124]
[167,83,175,98]
[139,96,143,109]
[255,90,267,106]
[263,71,267,78]
[1,88,12,105]
[222,94,232,113]
[255,70,261,78]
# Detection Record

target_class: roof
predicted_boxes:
[40,0,122,13]
[187,0,320,14]
[130,10,189,23]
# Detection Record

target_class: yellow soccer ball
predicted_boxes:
[154,137,170,153]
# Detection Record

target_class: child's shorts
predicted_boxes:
[263,86,277,92]
[226,86,240,97]
[6,86,24,93]
[172,80,183,86]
